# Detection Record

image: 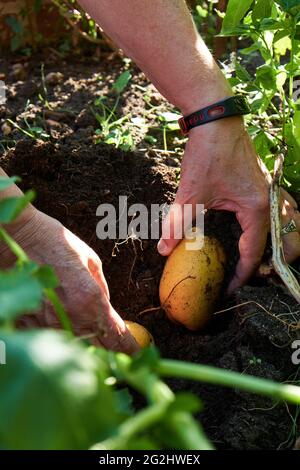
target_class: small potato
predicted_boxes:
[159,231,226,330]
[125,321,154,348]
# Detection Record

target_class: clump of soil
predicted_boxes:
[0,56,300,449]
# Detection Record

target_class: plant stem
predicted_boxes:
[94,401,168,450]
[6,119,34,139]
[163,126,167,151]
[158,359,300,405]
[111,353,213,449]
[166,411,213,450]
[288,16,296,123]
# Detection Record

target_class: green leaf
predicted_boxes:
[30,126,44,134]
[144,135,157,144]
[276,70,287,90]
[0,191,35,224]
[114,388,134,417]
[165,122,180,131]
[293,110,300,146]
[0,176,20,192]
[274,34,291,56]
[130,345,160,372]
[258,18,282,30]
[240,41,262,54]
[218,24,252,37]
[112,71,132,94]
[284,122,300,190]
[5,16,23,34]
[0,330,120,449]
[253,130,274,160]
[255,64,277,91]
[221,0,254,33]
[125,436,160,450]
[275,0,300,14]
[34,265,59,289]
[252,0,273,22]
[11,36,22,53]
[196,5,208,18]
[169,392,203,414]
[0,266,43,321]
[159,112,181,122]
[235,61,252,82]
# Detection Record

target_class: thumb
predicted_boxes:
[158,202,185,256]
[158,200,203,256]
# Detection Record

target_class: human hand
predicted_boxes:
[158,116,299,294]
[0,209,139,354]
[279,188,300,263]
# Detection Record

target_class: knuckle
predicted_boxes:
[254,193,269,212]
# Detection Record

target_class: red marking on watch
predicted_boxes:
[208,105,225,118]
[178,117,188,134]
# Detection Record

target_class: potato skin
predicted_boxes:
[125,321,154,347]
[159,235,226,330]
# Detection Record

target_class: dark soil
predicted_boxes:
[0,55,300,450]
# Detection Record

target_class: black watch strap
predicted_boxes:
[178,95,251,135]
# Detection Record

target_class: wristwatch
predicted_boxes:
[178,95,251,135]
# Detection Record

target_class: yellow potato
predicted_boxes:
[125,321,154,348]
[159,231,226,330]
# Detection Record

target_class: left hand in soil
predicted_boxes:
[0,210,140,354]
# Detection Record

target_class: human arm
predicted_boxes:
[78,0,272,291]
[0,168,139,353]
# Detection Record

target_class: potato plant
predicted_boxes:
[220,0,300,190]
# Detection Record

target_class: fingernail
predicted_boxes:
[157,239,168,255]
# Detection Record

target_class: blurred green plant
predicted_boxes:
[193,0,220,48]
[0,175,300,449]
[50,0,116,50]
[0,176,69,331]
[4,0,42,53]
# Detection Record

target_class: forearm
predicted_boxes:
[78,0,232,114]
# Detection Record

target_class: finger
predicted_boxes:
[280,191,300,263]
[88,257,110,300]
[281,207,300,264]
[281,200,300,231]
[227,210,268,294]
[54,275,139,354]
[158,202,185,256]
[157,196,203,256]
[94,295,140,354]
[283,232,300,264]
[280,188,298,210]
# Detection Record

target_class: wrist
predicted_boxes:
[184,115,245,162]
[178,67,233,116]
